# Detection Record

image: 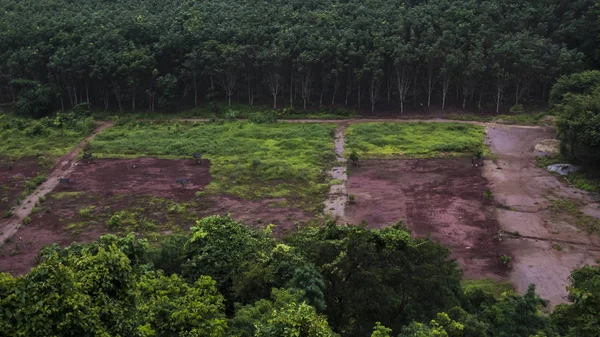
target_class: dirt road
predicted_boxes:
[483,125,600,307]
[0,122,113,246]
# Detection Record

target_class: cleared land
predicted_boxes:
[0,121,337,274]
[346,158,502,279]
[0,116,97,219]
[344,122,500,279]
[1,118,599,308]
[89,121,336,211]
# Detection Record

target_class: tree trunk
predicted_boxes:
[9,85,15,103]
[131,85,137,112]
[332,77,339,105]
[441,74,450,110]
[395,64,412,115]
[289,70,294,108]
[85,80,90,103]
[357,81,361,108]
[345,68,351,106]
[104,89,109,110]
[412,70,417,109]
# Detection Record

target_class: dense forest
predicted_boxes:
[1,216,599,337]
[1,0,599,115]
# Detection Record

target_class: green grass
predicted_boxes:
[345,122,486,158]
[89,121,337,211]
[462,279,514,298]
[0,114,96,157]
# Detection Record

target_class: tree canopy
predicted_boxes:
[1,216,599,336]
[1,0,598,114]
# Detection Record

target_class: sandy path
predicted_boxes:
[482,125,600,307]
[0,122,113,246]
[323,124,348,221]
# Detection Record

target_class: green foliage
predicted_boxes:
[550,71,600,105]
[89,121,336,210]
[509,104,525,114]
[11,80,52,118]
[286,222,463,336]
[551,265,600,337]
[462,279,514,300]
[230,289,336,337]
[346,123,486,158]
[0,114,96,157]
[148,233,189,275]
[137,273,227,337]
[182,215,272,310]
[78,205,96,218]
[348,150,359,166]
[371,322,393,337]
[248,111,278,124]
[552,72,600,166]
[484,188,494,201]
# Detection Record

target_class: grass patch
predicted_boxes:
[551,199,600,234]
[345,122,486,158]
[0,113,96,157]
[89,121,336,211]
[462,279,514,299]
[52,192,84,200]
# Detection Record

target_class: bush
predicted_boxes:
[108,213,122,229]
[248,111,278,124]
[509,104,525,113]
[12,79,52,118]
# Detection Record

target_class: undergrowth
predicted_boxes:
[461,279,514,299]
[345,122,486,158]
[89,121,336,211]
[0,113,96,157]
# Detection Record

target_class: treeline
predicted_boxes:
[1,216,599,337]
[552,70,600,167]
[1,0,599,116]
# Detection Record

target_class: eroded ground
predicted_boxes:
[0,158,313,275]
[0,157,48,215]
[483,126,600,307]
[346,158,504,279]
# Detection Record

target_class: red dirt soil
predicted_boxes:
[0,157,43,214]
[0,158,313,275]
[54,158,212,200]
[346,158,505,279]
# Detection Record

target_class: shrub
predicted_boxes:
[248,111,278,124]
[509,104,525,113]
[347,194,356,204]
[108,213,122,229]
[484,188,494,201]
[349,150,359,166]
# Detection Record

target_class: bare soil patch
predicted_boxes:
[346,158,504,279]
[0,157,313,275]
[0,157,44,214]
[483,125,600,307]
[55,158,213,200]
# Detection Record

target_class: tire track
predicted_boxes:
[0,122,113,246]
